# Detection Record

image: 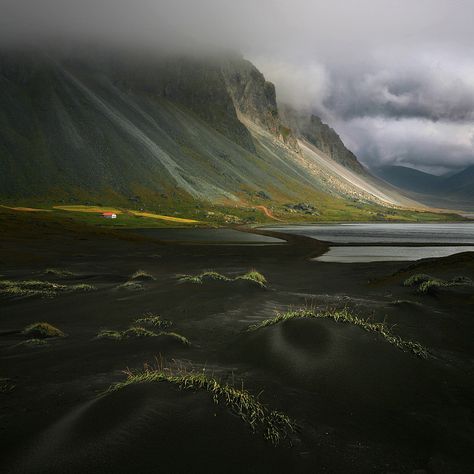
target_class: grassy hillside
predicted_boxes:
[0,48,463,222]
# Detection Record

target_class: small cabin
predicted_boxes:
[102,212,117,219]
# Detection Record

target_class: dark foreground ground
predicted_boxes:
[0,209,473,473]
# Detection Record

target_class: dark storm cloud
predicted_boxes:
[1,0,474,171]
[324,60,474,122]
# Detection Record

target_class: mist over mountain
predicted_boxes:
[0,45,418,214]
[2,0,474,175]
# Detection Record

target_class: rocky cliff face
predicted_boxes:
[280,105,365,173]
[222,57,299,152]
[71,53,257,153]
[0,46,405,209]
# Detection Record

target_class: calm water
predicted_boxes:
[264,223,474,262]
[316,246,474,263]
[265,223,474,244]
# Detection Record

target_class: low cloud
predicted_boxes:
[334,117,474,174]
[1,0,473,172]
[256,50,474,173]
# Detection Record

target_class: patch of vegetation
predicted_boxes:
[123,326,158,338]
[179,270,267,288]
[15,338,49,347]
[0,279,95,298]
[179,271,231,284]
[404,273,473,295]
[403,274,431,287]
[134,313,171,329]
[96,330,123,340]
[248,308,429,358]
[103,363,294,445]
[235,270,267,288]
[158,332,191,346]
[418,279,450,294]
[23,322,65,339]
[130,270,156,281]
[116,281,144,291]
[96,326,190,345]
[44,268,75,278]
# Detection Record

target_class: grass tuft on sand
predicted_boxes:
[403,274,431,287]
[103,362,294,445]
[179,271,231,284]
[248,308,429,358]
[0,279,95,298]
[403,273,473,294]
[134,313,172,329]
[23,322,65,339]
[123,326,158,338]
[44,268,75,278]
[116,281,144,291]
[96,326,190,345]
[15,338,49,347]
[96,330,123,341]
[179,270,267,288]
[130,270,156,281]
[235,270,267,288]
[157,332,191,346]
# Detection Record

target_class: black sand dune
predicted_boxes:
[1,212,473,473]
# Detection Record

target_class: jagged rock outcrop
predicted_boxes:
[222,57,299,152]
[280,105,365,173]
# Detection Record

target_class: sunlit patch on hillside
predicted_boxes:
[53,205,200,224]
[0,205,51,212]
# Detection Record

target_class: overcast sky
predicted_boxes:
[2,0,474,173]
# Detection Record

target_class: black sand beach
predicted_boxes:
[1,211,473,473]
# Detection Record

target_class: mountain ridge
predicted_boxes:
[374,164,474,206]
[0,46,421,215]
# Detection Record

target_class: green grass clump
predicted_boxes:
[123,326,158,338]
[417,279,448,294]
[235,270,267,288]
[96,326,189,345]
[0,279,95,298]
[180,270,267,288]
[133,312,171,329]
[96,330,123,340]
[130,270,156,281]
[415,277,473,294]
[44,268,75,278]
[404,273,472,294]
[179,271,231,284]
[158,332,191,346]
[96,327,157,340]
[16,338,49,347]
[248,308,429,358]
[103,364,294,445]
[23,322,65,339]
[403,274,431,287]
[116,281,144,291]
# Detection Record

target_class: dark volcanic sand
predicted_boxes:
[1,217,473,473]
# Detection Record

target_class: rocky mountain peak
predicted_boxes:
[221,58,300,152]
[280,105,365,174]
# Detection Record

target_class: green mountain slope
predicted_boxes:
[0,48,422,215]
